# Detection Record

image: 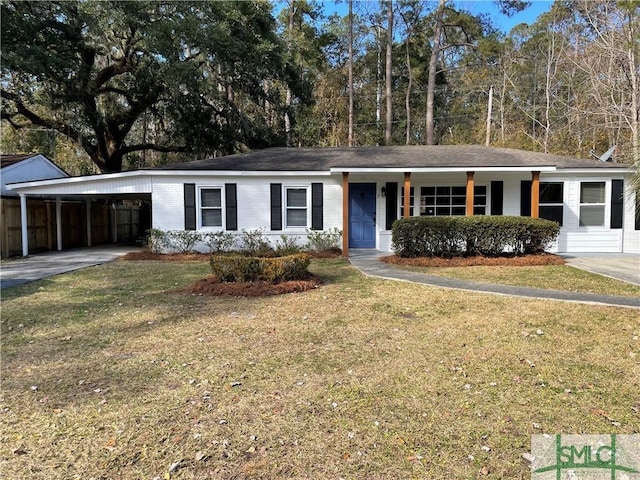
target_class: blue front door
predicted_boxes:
[349,183,376,248]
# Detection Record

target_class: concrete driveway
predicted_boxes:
[0,245,142,290]
[561,253,640,286]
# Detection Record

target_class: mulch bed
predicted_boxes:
[179,275,322,297]
[382,253,565,268]
[119,248,343,262]
[120,250,328,296]
[119,251,211,261]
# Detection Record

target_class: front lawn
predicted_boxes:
[1,258,638,479]
[383,257,640,298]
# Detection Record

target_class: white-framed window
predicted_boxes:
[199,187,223,228]
[419,186,486,216]
[285,186,308,227]
[579,182,605,227]
[539,182,564,226]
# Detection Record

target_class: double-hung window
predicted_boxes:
[200,187,223,228]
[285,187,308,227]
[539,182,564,226]
[579,182,605,227]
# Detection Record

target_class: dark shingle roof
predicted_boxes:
[152,146,626,172]
[0,153,38,169]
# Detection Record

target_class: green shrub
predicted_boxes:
[210,253,311,283]
[275,235,302,256]
[391,216,560,258]
[306,227,342,252]
[168,230,202,253]
[147,229,168,253]
[239,229,273,256]
[204,231,236,253]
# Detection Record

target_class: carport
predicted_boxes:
[6,171,152,256]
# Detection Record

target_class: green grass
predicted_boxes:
[1,259,639,479]
[390,263,640,297]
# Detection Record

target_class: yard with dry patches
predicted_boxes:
[1,258,639,479]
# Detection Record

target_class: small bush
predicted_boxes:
[204,231,236,253]
[306,228,342,252]
[240,229,273,256]
[210,253,311,283]
[275,235,302,256]
[168,230,202,254]
[147,229,168,253]
[392,216,560,258]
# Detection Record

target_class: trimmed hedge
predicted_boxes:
[391,216,560,258]
[210,253,311,283]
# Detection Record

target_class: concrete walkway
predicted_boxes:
[348,250,640,309]
[561,253,640,286]
[0,245,142,290]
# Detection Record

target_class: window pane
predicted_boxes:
[436,207,450,215]
[540,205,563,226]
[473,206,486,215]
[452,196,466,206]
[540,183,563,203]
[452,207,466,216]
[436,186,450,195]
[287,188,307,207]
[451,186,465,196]
[421,207,435,216]
[436,196,450,205]
[202,209,222,227]
[421,187,435,196]
[580,205,605,226]
[421,196,435,206]
[474,185,486,195]
[286,209,307,226]
[580,182,605,203]
[201,189,221,207]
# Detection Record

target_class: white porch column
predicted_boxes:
[56,196,62,251]
[20,194,28,257]
[86,199,92,246]
[111,203,118,243]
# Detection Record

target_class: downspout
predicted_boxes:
[19,194,28,257]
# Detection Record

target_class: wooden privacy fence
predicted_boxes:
[0,198,146,258]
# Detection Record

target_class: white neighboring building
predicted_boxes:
[7,145,640,255]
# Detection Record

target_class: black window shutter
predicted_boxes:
[311,183,323,230]
[520,180,532,217]
[225,183,238,231]
[270,183,282,230]
[636,190,640,231]
[385,182,398,230]
[184,183,196,230]
[610,180,623,229]
[491,181,503,215]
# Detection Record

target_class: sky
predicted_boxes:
[314,0,554,33]
[457,0,554,32]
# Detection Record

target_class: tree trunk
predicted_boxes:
[348,0,354,147]
[485,85,493,146]
[284,1,295,147]
[385,0,393,146]
[405,31,412,145]
[626,9,640,164]
[426,0,445,145]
